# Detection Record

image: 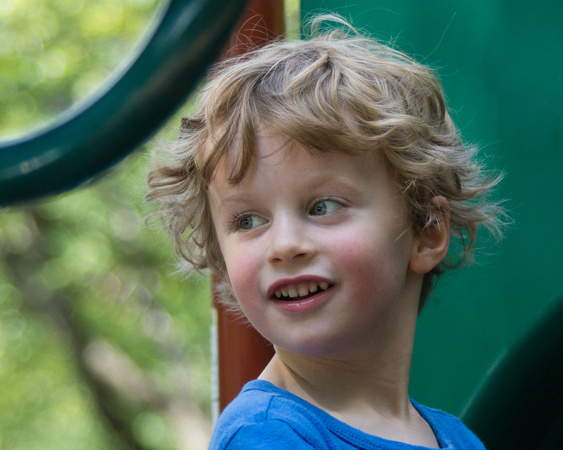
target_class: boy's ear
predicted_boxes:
[409,196,450,274]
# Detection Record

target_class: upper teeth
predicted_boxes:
[274,281,329,299]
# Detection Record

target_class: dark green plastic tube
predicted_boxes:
[0,0,248,205]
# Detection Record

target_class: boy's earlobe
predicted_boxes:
[409,196,450,274]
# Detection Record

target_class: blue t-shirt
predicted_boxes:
[209,380,485,449]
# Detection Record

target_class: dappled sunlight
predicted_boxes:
[0,151,213,448]
[0,1,215,442]
[0,0,162,139]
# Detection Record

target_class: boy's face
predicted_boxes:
[208,128,423,359]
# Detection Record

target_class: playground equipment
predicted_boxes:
[2,0,562,447]
[0,0,249,204]
[462,290,563,448]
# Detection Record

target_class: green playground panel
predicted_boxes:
[302,0,563,446]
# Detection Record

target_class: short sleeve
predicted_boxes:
[222,420,317,449]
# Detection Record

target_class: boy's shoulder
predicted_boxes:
[209,380,330,449]
[209,380,486,449]
[412,400,485,449]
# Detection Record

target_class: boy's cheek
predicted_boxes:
[224,250,262,300]
[330,227,412,276]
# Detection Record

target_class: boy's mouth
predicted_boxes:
[273,281,331,301]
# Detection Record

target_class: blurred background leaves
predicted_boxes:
[0,0,167,140]
[1,0,213,448]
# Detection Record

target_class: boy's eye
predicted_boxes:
[309,199,343,216]
[235,214,266,230]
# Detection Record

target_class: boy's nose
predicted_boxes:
[267,216,316,264]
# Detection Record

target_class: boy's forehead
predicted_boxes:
[210,130,386,192]
[206,125,293,178]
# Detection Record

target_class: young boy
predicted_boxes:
[147,15,503,449]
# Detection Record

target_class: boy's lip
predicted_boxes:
[267,275,334,300]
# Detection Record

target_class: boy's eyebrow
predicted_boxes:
[305,175,365,197]
[216,193,258,213]
[216,176,364,212]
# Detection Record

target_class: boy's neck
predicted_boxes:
[258,328,439,447]
[261,347,413,417]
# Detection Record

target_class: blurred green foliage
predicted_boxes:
[0,0,300,448]
[0,0,166,140]
[0,151,214,449]
[0,0,214,448]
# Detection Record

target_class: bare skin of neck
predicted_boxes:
[259,333,439,448]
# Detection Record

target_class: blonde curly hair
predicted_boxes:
[147,15,504,311]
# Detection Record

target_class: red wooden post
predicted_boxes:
[212,0,284,418]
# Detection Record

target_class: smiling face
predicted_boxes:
[208,129,427,360]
